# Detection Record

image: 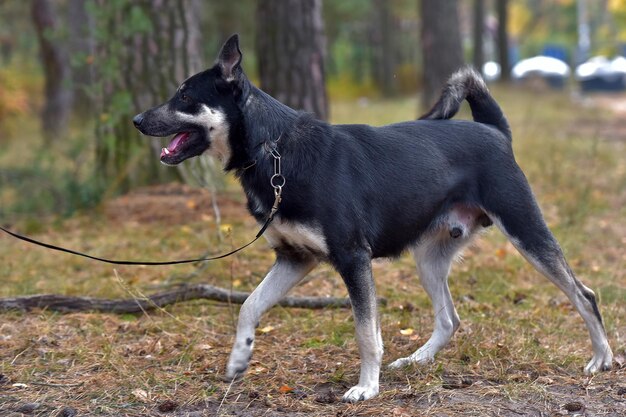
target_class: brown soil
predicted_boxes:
[104,183,245,225]
[570,93,626,141]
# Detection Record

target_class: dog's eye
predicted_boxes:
[181,94,191,103]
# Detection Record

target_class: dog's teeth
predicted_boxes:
[163,148,170,155]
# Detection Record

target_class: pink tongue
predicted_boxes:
[168,132,190,151]
[161,132,190,159]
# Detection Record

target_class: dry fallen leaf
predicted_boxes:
[250,366,267,374]
[391,407,412,417]
[197,344,212,351]
[259,325,274,333]
[132,388,149,402]
[400,328,414,336]
[279,385,294,393]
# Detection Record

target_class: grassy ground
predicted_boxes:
[0,87,625,416]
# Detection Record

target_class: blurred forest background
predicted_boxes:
[2,0,626,221]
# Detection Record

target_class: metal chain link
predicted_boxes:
[266,141,285,220]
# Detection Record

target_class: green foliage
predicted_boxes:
[512,0,626,59]
[327,73,379,100]
[0,66,38,133]
[0,126,105,220]
[0,61,104,219]
[324,0,420,97]
[127,5,153,35]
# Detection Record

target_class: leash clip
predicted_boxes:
[266,136,285,220]
[269,191,281,220]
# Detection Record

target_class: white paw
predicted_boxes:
[342,384,379,402]
[584,351,613,375]
[224,366,245,381]
[225,348,252,380]
[388,357,411,369]
[388,354,433,370]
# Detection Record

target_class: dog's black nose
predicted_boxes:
[132,113,144,128]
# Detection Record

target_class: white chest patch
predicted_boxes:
[175,105,231,164]
[264,219,329,255]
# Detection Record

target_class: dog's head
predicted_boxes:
[133,34,245,166]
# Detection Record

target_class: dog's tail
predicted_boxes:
[420,67,511,140]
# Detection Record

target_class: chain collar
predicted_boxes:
[263,135,285,220]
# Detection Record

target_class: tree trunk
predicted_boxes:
[256,0,329,121]
[420,0,464,111]
[93,0,204,191]
[371,0,396,96]
[67,0,95,117]
[32,0,73,141]
[473,0,485,73]
[497,0,510,82]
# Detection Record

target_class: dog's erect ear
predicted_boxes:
[217,34,242,81]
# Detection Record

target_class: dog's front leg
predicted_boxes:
[225,255,317,380]
[336,251,383,402]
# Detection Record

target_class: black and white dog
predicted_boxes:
[133,35,613,401]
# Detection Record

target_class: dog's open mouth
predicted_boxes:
[160,131,209,165]
[160,132,190,159]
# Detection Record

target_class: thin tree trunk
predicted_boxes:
[420,0,463,111]
[32,0,73,141]
[371,0,396,96]
[256,0,329,120]
[497,0,510,82]
[473,0,485,73]
[67,0,95,117]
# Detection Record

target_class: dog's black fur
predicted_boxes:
[133,35,613,402]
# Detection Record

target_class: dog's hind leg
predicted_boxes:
[225,254,318,380]
[335,250,383,402]
[389,235,461,369]
[483,172,613,374]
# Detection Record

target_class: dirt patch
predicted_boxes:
[2,364,623,416]
[1,305,624,417]
[586,93,626,115]
[104,183,245,225]
[571,93,626,141]
[567,116,626,142]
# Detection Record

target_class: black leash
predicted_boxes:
[0,218,273,266]
[0,139,286,267]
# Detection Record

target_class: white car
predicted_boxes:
[576,56,626,91]
[511,55,571,88]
